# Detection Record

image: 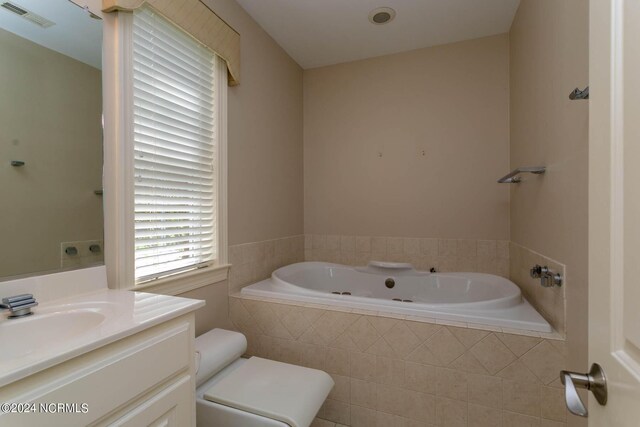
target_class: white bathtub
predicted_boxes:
[240,261,552,333]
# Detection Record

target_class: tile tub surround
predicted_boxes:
[229,295,568,427]
[304,235,510,278]
[228,235,305,293]
[510,243,566,336]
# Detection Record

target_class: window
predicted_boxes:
[131,6,224,283]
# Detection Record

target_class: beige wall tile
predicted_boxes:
[238,298,567,427]
[340,235,356,252]
[351,378,377,409]
[280,306,313,339]
[540,420,566,427]
[350,351,377,382]
[425,328,466,365]
[313,235,327,250]
[303,306,326,323]
[449,352,490,375]
[371,237,387,254]
[299,325,329,346]
[470,334,516,374]
[503,380,540,417]
[509,243,566,335]
[375,411,405,427]
[369,316,399,335]
[329,374,351,403]
[502,411,541,427]
[448,326,490,349]
[457,256,478,272]
[320,399,350,425]
[403,238,420,255]
[457,239,477,257]
[520,341,566,385]
[384,321,422,358]
[300,343,326,370]
[331,332,360,352]
[436,367,468,401]
[350,405,377,427]
[355,252,372,266]
[406,321,441,341]
[404,361,437,394]
[315,311,360,343]
[468,403,502,427]
[367,337,398,358]
[404,389,436,422]
[436,397,468,427]
[348,316,382,351]
[477,240,497,259]
[325,347,350,376]
[496,241,510,259]
[540,386,566,422]
[420,238,439,256]
[326,235,341,251]
[388,237,404,254]
[406,342,441,366]
[376,356,405,386]
[497,333,542,357]
[439,239,458,257]
[376,384,406,416]
[497,360,540,383]
[468,374,502,409]
[311,417,335,427]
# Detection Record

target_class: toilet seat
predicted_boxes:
[201,356,334,427]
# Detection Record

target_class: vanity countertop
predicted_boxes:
[0,289,205,388]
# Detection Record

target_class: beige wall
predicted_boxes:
[0,28,103,279]
[185,0,304,333]
[303,34,510,240]
[509,1,589,425]
[202,0,304,247]
[179,280,234,337]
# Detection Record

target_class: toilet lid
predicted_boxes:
[203,357,334,427]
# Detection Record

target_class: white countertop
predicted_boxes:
[0,289,205,388]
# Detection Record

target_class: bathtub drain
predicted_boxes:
[392,298,413,303]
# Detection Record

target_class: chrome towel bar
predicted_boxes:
[498,166,546,184]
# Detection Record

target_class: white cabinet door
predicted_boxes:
[588,0,640,425]
[108,375,193,427]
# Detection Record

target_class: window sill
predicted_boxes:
[132,263,230,296]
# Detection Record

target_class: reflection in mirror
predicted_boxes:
[0,0,103,281]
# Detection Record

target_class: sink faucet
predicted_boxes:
[0,294,38,318]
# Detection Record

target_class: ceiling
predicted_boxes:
[235,0,521,69]
[0,0,102,69]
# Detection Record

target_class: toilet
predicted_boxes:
[195,329,334,427]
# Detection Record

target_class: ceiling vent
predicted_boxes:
[1,1,56,28]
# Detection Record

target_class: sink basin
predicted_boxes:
[0,310,106,359]
[0,289,205,388]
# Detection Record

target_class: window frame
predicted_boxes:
[102,9,228,294]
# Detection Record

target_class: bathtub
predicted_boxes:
[240,261,552,333]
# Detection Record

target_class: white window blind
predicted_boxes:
[132,6,217,282]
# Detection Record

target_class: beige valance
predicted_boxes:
[103,0,240,86]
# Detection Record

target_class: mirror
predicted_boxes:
[0,0,103,281]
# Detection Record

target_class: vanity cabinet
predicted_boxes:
[0,314,197,427]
